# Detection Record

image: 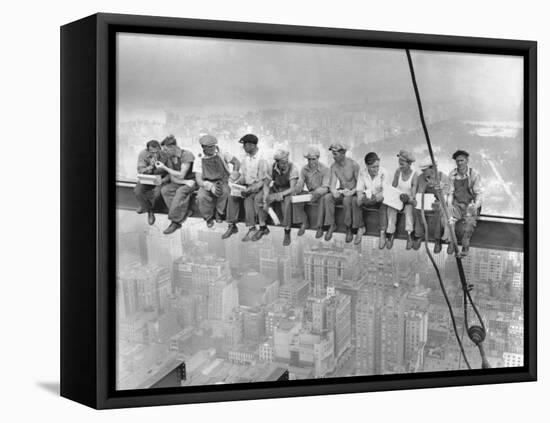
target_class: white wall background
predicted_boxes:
[1,0,545,420]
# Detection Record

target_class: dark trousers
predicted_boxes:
[414,204,445,240]
[450,202,479,248]
[134,182,162,212]
[293,191,327,229]
[324,193,362,228]
[227,190,264,227]
[267,193,293,228]
[197,183,229,221]
[161,182,198,223]
[359,198,388,232]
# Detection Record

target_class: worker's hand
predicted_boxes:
[342,189,354,197]
[155,161,167,170]
[211,181,223,197]
[399,193,410,204]
[332,190,342,199]
[466,204,477,216]
[183,180,196,188]
[409,199,417,208]
[357,194,365,207]
[448,216,457,225]
[263,200,270,212]
[203,181,214,191]
[374,192,384,202]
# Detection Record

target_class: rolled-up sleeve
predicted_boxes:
[356,169,366,195]
[137,150,150,174]
[258,158,271,181]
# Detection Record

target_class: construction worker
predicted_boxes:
[323,143,361,243]
[355,152,388,248]
[293,146,331,239]
[134,139,170,225]
[155,135,197,235]
[222,134,271,242]
[412,158,450,254]
[386,150,418,250]
[446,150,483,256]
[195,134,241,228]
[264,149,299,246]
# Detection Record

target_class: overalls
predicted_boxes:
[451,174,478,247]
[197,154,230,221]
[161,151,197,224]
[265,163,295,228]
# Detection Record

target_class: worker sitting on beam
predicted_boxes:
[355,152,388,248]
[222,134,271,242]
[133,139,171,226]
[155,135,197,235]
[194,134,241,228]
[446,150,483,257]
[263,149,299,246]
[323,143,362,243]
[386,150,418,250]
[412,158,450,253]
[293,146,331,239]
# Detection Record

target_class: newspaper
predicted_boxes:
[415,193,437,210]
[229,182,247,197]
[382,184,405,210]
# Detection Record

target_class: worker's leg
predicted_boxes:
[254,191,267,226]
[160,182,178,211]
[351,195,364,230]
[168,184,196,223]
[215,183,230,219]
[404,204,414,233]
[413,208,425,239]
[226,195,242,225]
[281,195,293,229]
[134,182,155,212]
[387,206,398,234]
[243,195,257,227]
[342,195,354,228]
[292,191,307,225]
[197,187,215,222]
[324,193,337,227]
[315,194,327,229]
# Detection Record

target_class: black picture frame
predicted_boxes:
[60,12,537,409]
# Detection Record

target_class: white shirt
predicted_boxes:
[357,166,388,197]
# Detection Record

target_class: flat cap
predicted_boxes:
[397,149,415,163]
[364,152,380,165]
[452,150,470,160]
[199,134,218,146]
[328,143,347,152]
[273,149,290,161]
[419,157,437,170]
[304,146,321,159]
[161,135,177,146]
[239,134,259,144]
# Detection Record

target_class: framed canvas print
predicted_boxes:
[60,13,537,409]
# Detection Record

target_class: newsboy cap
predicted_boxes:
[239,134,259,144]
[199,134,218,147]
[452,150,470,160]
[397,149,415,163]
[273,149,290,161]
[328,143,347,153]
[304,146,321,159]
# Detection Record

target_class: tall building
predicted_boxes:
[118,263,172,314]
[403,309,429,369]
[304,245,360,296]
[207,276,239,321]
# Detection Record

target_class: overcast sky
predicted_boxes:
[117,33,523,121]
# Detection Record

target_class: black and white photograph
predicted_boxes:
[115,32,526,390]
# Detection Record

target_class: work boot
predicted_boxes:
[379,231,387,249]
[434,240,442,254]
[215,212,224,223]
[447,242,455,255]
[148,211,156,226]
[386,233,395,249]
[297,221,308,237]
[354,226,366,245]
[315,227,325,239]
[242,227,257,242]
[252,226,270,241]
[163,221,181,235]
[412,237,422,250]
[136,206,146,214]
[221,224,238,239]
[345,227,354,243]
[325,225,337,241]
[206,218,215,228]
[406,233,413,250]
[283,230,291,246]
